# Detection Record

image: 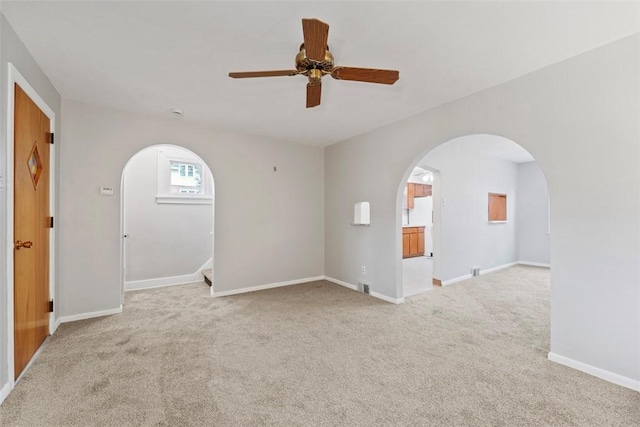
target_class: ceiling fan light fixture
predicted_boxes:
[228,18,400,108]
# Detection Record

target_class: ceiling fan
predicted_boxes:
[228,18,400,108]
[412,166,434,183]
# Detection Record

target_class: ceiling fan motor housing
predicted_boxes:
[296,44,334,83]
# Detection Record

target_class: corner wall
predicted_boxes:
[0,13,62,394]
[325,34,639,385]
[59,100,324,317]
[423,137,519,281]
[517,162,550,265]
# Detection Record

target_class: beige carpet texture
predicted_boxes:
[1,266,638,426]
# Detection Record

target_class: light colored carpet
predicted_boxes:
[1,266,638,426]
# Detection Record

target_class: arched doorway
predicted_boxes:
[120,145,215,303]
[398,134,550,298]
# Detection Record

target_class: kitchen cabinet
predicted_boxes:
[402,226,425,258]
[414,183,432,197]
[406,183,415,209]
[405,183,432,209]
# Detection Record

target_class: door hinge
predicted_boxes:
[48,300,54,313]
[49,132,54,145]
[48,216,54,228]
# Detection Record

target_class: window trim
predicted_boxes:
[156,152,212,205]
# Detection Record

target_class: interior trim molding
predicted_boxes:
[59,306,123,324]
[441,274,472,286]
[370,290,405,305]
[125,257,212,291]
[125,276,201,291]
[324,276,357,291]
[324,276,404,304]
[51,317,62,334]
[517,261,551,268]
[212,276,325,297]
[439,261,519,286]
[480,261,518,276]
[0,382,11,406]
[548,352,640,392]
[4,62,58,394]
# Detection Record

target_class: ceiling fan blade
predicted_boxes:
[306,82,322,108]
[228,70,299,78]
[331,67,399,85]
[302,18,329,62]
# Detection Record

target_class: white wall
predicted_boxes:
[517,162,550,265]
[0,13,62,392]
[325,35,639,385]
[59,99,324,317]
[424,138,519,280]
[123,146,213,284]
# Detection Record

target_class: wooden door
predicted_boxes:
[14,84,50,379]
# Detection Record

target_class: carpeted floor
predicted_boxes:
[1,266,638,426]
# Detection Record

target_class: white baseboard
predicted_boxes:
[442,273,473,286]
[517,261,551,268]
[0,382,11,406]
[50,316,61,334]
[480,261,518,276]
[440,262,519,286]
[125,276,202,291]
[59,306,123,323]
[370,290,405,304]
[548,352,640,392]
[125,257,213,291]
[324,276,358,291]
[212,276,325,297]
[324,276,404,304]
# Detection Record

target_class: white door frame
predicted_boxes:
[5,62,57,392]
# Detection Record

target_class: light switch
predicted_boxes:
[100,187,114,196]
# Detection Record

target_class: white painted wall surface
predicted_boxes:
[0,14,62,392]
[325,35,639,384]
[517,162,550,265]
[59,100,324,317]
[424,140,519,280]
[123,147,213,283]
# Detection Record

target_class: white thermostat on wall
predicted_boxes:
[100,187,115,196]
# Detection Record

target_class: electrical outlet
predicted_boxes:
[361,266,366,274]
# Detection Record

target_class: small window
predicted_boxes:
[488,193,507,222]
[156,148,212,205]
[170,161,202,195]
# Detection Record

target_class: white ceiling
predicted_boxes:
[417,134,535,169]
[3,1,638,146]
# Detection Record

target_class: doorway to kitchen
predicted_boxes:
[399,134,550,299]
[401,166,437,297]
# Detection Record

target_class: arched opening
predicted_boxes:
[120,145,215,303]
[398,134,550,298]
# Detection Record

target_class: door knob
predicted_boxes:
[15,240,33,250]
